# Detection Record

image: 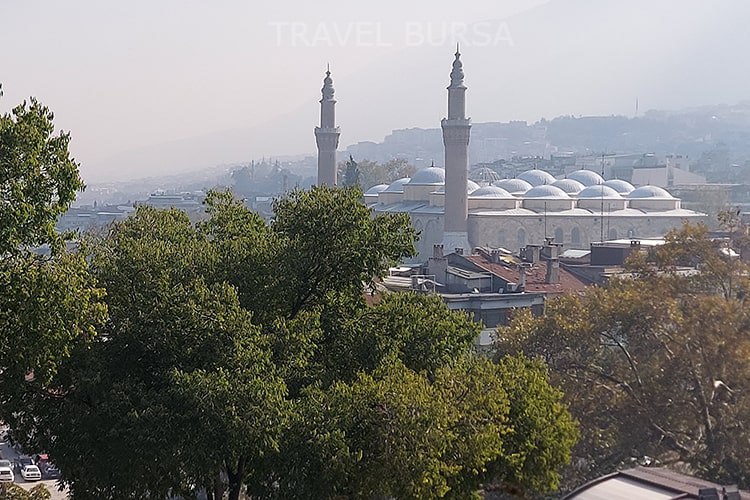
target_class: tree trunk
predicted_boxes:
[227,457,245,500]
[213,472,224,500]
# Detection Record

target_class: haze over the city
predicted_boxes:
[3,0,750,182]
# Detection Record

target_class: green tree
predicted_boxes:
[0,94,105,451]
[13,186,576,499]
[339,158,417,190]
[0,483,51,500]
[343,154,360,187]
[0,95,84,254]
[497,222,750,491]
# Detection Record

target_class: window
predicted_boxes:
[571,227,581,245]
[554,227,564,243]
[608,228,618,240]
[517,228,526,247]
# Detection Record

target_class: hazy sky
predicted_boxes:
[3,0,750,181]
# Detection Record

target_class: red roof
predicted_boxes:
[464,253,587,294]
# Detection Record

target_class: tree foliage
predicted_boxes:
[338,158,417,190]
[0,97,84,254]
[496,221,750,490]
[0,483,51,500]
[0,95,104,452]
[6,182,576,498]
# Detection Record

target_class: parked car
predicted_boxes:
[14,456,33,473]
[42,463,60,480]
[0,460,14,482]
[20,464,42,481]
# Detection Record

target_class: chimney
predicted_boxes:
[545,259,560,285]
[519,264,528,289]
[428,245,448,292]
[723,487,741,500]
[543,240,560,285]
[521,245,541,265]
[698,488,720,500]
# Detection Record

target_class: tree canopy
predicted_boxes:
[496,221,750,491]
[0,95,577,498]
[4,184,577,499]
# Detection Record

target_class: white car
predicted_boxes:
[0,459,13,482]
[20,464,41,481]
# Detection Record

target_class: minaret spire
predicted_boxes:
[315,65,341,186]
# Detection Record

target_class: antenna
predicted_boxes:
[544,201,548,240]
[600,152,605,243]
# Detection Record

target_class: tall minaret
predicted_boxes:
[315,65,341,186]
[441,47,472,253]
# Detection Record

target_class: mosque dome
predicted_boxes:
[524,185,570,198]
[469,167,503,184]
[493,178,532,194]
[469,185,513,198]
[577,185,623,199]
[517,169,556,186]
[407,167,445,185]
[627,185,675,199]
[567,169,604,186]
[364,184,389,195]
[551,179,585,194]
[603,179,636,194]
[435,180,480,194]
[383,177,411,193]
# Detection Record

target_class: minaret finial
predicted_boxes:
[449,48,465,88]
[321,64,335,101]
[456,42,460,56]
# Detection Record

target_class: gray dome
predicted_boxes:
[577,185,622,198]
[567,169,604,186]
[435,180,479,194]
[469,185,513,198]
[493,178,532,194]
[383,177,411,193]
[524,185,570,198]
[407,167,445,185]
[603,179,635,194]
[517,169,556,186]
[364,184,389,195]
[469,167,502,184]
[552,179,585,194]
[628,185,675,199]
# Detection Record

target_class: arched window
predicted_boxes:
[571,227,581,245]
[554,227,564,244]
[608,228,618,240]
[627,228,635,238]
[497,229,506,248]
[517,228,526,248]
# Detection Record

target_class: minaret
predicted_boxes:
[441,46,472,253]
[315,65,341,186]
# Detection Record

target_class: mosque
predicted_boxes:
[314,50,707,262]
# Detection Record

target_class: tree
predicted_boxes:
[0,95,104,449]
[264,356,576,500]
[11,186,576,499]
[342,154,360,187]
[0,483,51,500]
[0,96,84,255]
[338,158,417,190]
[496,222,750,490]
